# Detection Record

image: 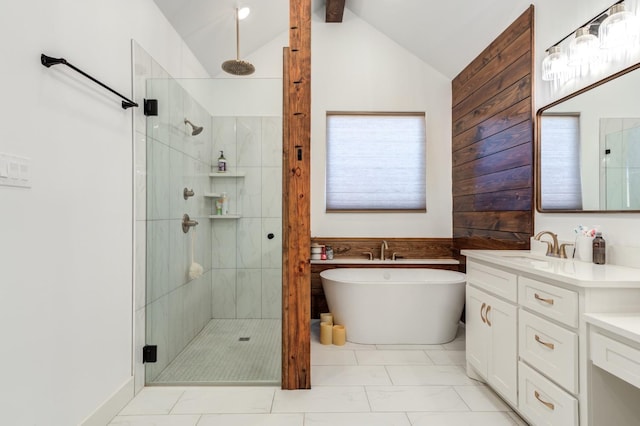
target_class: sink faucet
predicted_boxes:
[534,231,559,257]
[380,240,389,260]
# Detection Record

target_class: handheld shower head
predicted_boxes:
[184,119,203,136]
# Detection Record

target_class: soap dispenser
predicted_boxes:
[217,151,227,172]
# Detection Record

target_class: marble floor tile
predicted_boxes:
[443,339,466,350]
[311,365,392,386]
[311,339,377,351]
[197,413,304,426]
[108,415,200,426]
[425,350,466,366]
[118,387,186,415]
[386,365,479,386]
[507,411,530,425]
[408,412,520,426]
[366,385,469,412]
[375,344,444,350]
[304,412,412,426]
[170,387,275,414]
[272,386,370,413]
[453,385,513,411]
[355,350,433,365]
[311,348,358,365]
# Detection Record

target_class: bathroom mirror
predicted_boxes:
[537,62,640,212]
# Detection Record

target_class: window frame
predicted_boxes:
[325,111,427,213]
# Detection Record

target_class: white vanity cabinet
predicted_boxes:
[466,260,518,406]
[462,250,640,426]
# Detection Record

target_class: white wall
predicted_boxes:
[0,1,207,425]
[310,8,453,237]
[534,0,640,245]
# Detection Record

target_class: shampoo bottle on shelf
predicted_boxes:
[220,192,228,215]
[217,151,227,172]
[592,232,606,264]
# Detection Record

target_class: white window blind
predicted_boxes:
[540,114,583,210]
[326,112,426,211]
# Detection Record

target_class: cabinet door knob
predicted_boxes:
[485,305,492,327]
[480,303,487,324]
[535,334,555,350]
[534,390,555,410]
[534,293,555,305]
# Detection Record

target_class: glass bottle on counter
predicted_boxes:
[592,232,606,264]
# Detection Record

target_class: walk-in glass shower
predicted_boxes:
[134,42,282,386]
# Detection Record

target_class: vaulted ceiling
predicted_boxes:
[153,0,532,79]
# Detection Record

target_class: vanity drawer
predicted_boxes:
[519,310,578,393]
[591,331,640,389]
[519,277,578,327]
[467,260,517,302]
[519,361,578,426]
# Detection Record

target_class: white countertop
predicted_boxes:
[311,258,459,265]
[462,249,640,288]
[585,313,640,344]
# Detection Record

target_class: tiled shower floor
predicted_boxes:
[151,319,281,385]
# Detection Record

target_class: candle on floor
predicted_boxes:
[320,321,333,345]
[332,325,346,346]
[320,312,333,325]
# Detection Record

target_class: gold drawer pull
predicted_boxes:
[534,293,555,305]
[534,390,555,410]
[486,305,492,327]
[480,303,487,323]
[535,334,555,350]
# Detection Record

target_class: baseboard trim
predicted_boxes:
[80,377,134,426]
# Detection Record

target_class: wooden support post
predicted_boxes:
[282,0,311,390]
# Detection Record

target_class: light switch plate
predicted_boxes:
[0,153,31,188]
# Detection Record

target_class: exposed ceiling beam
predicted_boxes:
[326,0,345,22]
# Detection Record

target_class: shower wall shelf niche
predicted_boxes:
[209,171,246,178]
[208,214,242,220]
[204,192,242,219]
[207,171,245,219]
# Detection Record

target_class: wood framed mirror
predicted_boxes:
[536,62,640,212]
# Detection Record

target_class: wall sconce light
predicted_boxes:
[569,26,601,76]
[542,0,640,85]
[542,46,571,82]
[600,3,640,59]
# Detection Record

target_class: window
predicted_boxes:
[540,113,583,209]
[326,112,426,212]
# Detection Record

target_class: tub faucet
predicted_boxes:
[380,240,389,260]
[534,231,559,257]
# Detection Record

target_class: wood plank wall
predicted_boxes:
[282,0,311,390]
[452,6,535,260]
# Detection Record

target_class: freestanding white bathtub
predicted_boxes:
[320,268,466,344]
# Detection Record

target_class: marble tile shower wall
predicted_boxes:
[210,116,283,320]
[133,42,213,384]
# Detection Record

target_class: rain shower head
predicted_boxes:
[221,8,255,76]
[184,119,203,136]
